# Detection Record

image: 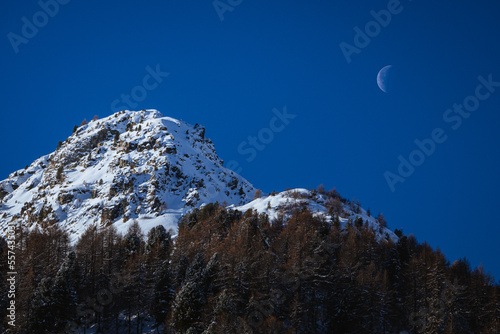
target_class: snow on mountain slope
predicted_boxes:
[237,188,397,242]
[0,109,396,244]
[0,109,256,239]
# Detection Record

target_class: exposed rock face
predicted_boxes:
[0,109,256,239]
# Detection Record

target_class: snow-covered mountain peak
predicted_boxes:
[0,109,256,239]
[0,109,396,244]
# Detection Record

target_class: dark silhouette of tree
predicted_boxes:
[151,260,174,328]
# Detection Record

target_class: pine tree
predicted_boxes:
[469,265,493,332]
[443,278,470,334]
[151,260,174,328]
[171,253,211,332]
[145,225,171,261]
[28,277,55,333]
[424,252,447,334]
[444,259,472,333]
[485,284,500,333]
[122,221,146,333]
[51,251,81,332]
[144,225,173,329]
[124,221,143,255]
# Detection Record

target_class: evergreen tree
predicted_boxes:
[28,277,55,333]
[151,260,174,328]
[485,284,500,333]
[122,221,146,333]
[171,253,211,332]
[424,252,448,334]
[51,251,81,332]
[469,265,493,332]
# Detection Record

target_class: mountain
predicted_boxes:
[3,110,499,334]
[0,109,395,243]
[0,110,256,239]
[236,188,397,242]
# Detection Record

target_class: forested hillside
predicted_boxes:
[1,189,499,333]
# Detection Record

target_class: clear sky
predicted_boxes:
[1,0,500,280]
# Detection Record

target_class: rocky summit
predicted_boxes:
[0,109,256,239]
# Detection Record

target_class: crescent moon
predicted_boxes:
[377,65,392,93]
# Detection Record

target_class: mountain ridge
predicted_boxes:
[0,109,256,239]
[0,109,395,243]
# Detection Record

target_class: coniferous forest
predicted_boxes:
[1,190,499,333]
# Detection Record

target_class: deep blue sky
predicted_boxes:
[2,0,500,280]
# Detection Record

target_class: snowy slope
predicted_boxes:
[236,188,397,242]
[0,109,396,244]
[0,109,255,240]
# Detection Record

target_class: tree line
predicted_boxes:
[1,192,499,333]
